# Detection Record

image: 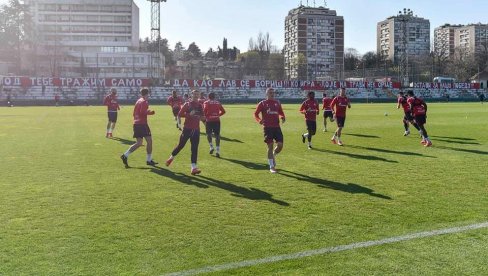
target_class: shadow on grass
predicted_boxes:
[279,170,392,200]
[435,145,488,155]
[430,138,480,145]
[314,148,398,163]
[110,137,134,145]
[431,135,477,141]
[139,165,289,206]
[219,157,269,171]
[344,133,381,139]
[220,136,244,143]
[199,132,244,143]
[348,145,436,158]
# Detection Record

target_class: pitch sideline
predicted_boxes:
[164,221,488,276]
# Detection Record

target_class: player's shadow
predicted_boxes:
[220,136,244,143]
[147,166,289,206]
[110,137,134,145]
[430,137,480,145]
[431,135,477,141]
[348,145,436,158]
[314,148,398,163]
[219,157,269,171]
[344,133,381,139]
[435,145,488,155]
[279,170,392,200]
[198,133,243,143]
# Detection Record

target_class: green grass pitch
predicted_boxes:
[0,102,487,275]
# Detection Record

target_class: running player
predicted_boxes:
[397,91,420,136]
[103,88,120,138]
[299,91,319,149]
[120,88,158,167]
[407,90,432,147]
[203,92,226,157]
[167,90,183,129]
[322,92,334,131]
[165,90,205,175]
[254,88,286,173]
[330,87,351,146]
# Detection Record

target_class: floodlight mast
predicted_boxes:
[397,8,413,88]
[147,0,167,78]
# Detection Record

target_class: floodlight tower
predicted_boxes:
[397,8,413,87]
[147,0,167,78]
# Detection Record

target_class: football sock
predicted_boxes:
[308,142,312,146]
[403,122,408,131]
[147,154,152,162]
[268,159,274,168]
[209,143,214,149]
[191,163,197,169]
[307,135,312,142]
[124,150,131,157]
[304,133,309,137]
[216,146,220,153]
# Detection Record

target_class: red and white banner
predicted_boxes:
[1,77,151,87]
[1,77,480,90]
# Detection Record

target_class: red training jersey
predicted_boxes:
[254,99,285,128]
[322,97,333,111]
[203,100,226,122]
[167,95,183,109]
[198,97,207,105]
[179,100,204,130]
[398,96,410,112]
[104,94,120,111]
[330,96,350,117]
[407,96,427,116]
[133,97,152,124]
[299,99,319,121]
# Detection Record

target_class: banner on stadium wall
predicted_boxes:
[410,82,480,89]
[170,79,402,89]
[1,77,151,87]
[1,76,479,90]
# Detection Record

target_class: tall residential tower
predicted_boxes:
[284,5,344,80]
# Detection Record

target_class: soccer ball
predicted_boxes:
[384,112,388,116]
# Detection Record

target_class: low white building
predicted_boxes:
[24,0,161,77]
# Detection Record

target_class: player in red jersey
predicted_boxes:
[322,92,334,131]
[120,88,158,167]
[198,92,207,105]
[330,87,351,146]
[407,90,432,147]
[103,88,120,138]
[203,92,226,157]
[299,91,320,149]
[167,90,183,129]
[397,91,420,136]
[166,90,205,175]
[254,88,286,173]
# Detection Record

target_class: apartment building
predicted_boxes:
[433,24,463,57]
[24,0,158,77]
[284,5,344,80]
[454,23,488,56]
[377,12,430,63]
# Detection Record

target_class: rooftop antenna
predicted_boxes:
[324,0,327,6]
[306,0,309,6]
[300,0,302,6]
[313,0,316,7]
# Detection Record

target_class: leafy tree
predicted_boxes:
[0,0,33,73]
[174,41,185,61]
[186,42,202,60]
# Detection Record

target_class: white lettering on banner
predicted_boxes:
[98,78,106,87]
[173,80,180,86]
[14,77,20,85]
[182,80,189,87]
[4,77,11,85]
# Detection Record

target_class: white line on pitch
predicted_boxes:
[164,221,488,276]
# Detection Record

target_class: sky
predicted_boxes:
[1,0,486,55]
[132,0,487,55]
